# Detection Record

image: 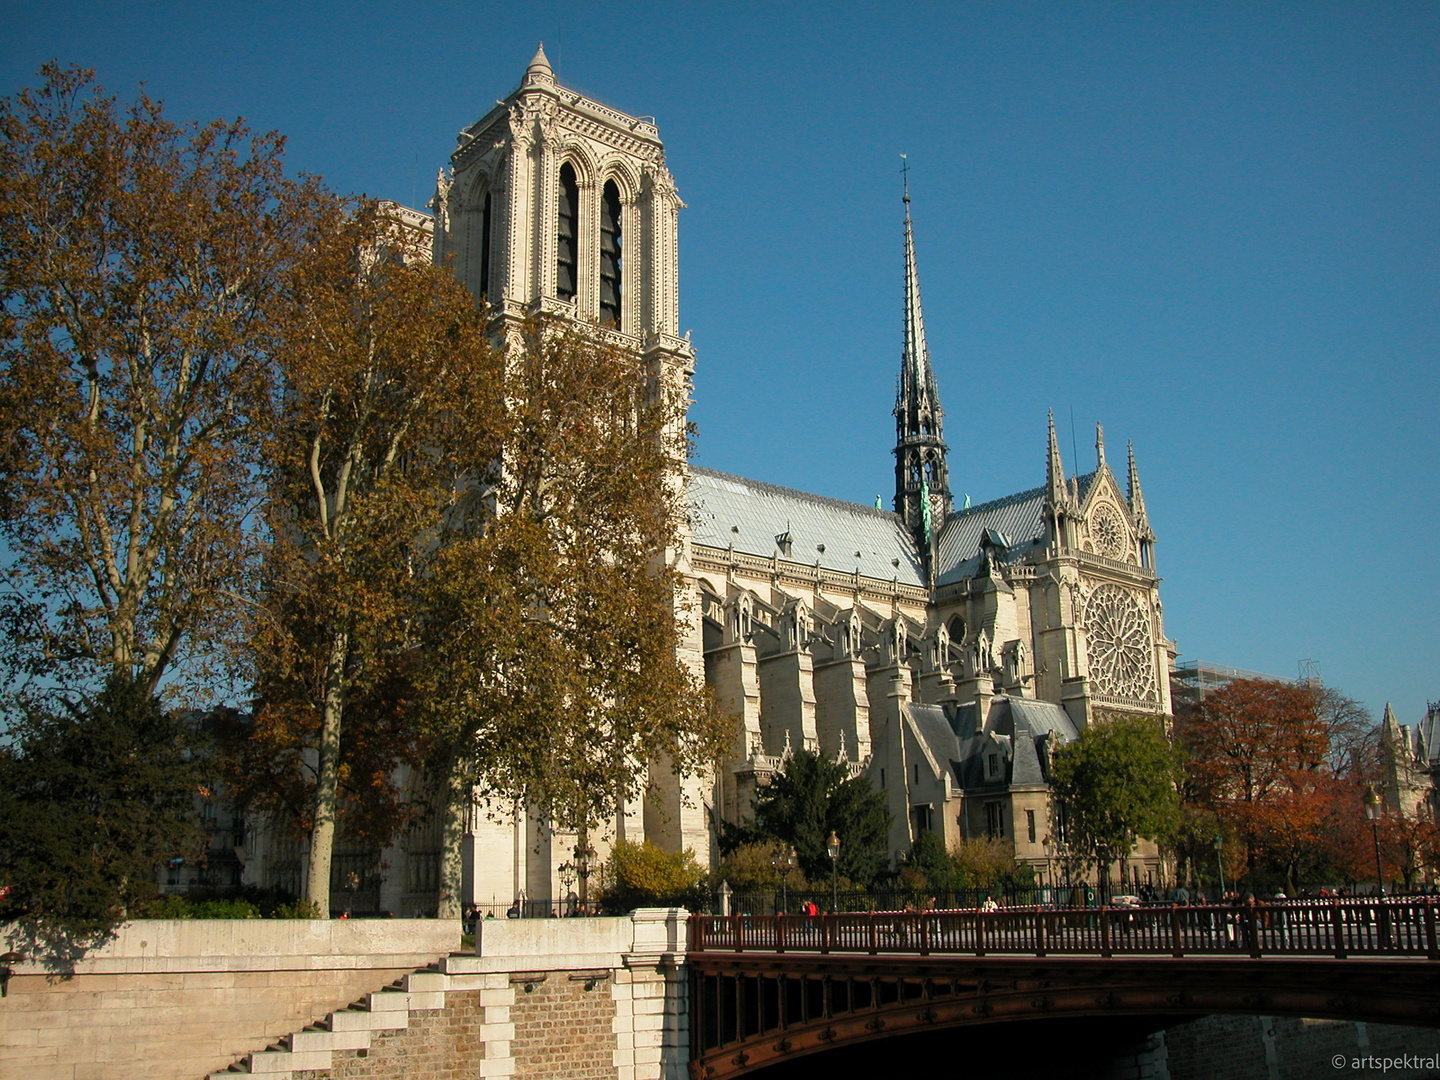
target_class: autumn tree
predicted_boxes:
[1317,687,1377,780]
[0,65,329,702]
[1176,678,1364,892]
[243,202,501,916]
[719,749,891,888]
[948,836,1038,892]
[1050,712,1182,882]
[601,841,708,912]
[418,317,726,918]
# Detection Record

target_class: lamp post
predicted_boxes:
[1364,786,1385,897]
[1042,837,1055,904]
[1213,835,1226,900]
[770,845,796,914]
[559,861,576,916]
[827,831,840,913]
[575,841,597,913]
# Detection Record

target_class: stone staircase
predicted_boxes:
[204,959,476,1078]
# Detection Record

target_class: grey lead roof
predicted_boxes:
[934,486,1046,586]
[688,467,925,586]
[1000,697,1080,744]
[906,703,961,766]
[950,696,1080,792]
[690,462,1107,591]
[933,471,1100,586]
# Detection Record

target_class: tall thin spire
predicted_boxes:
[901,161,932,411]
[893,161,950,552]
[1127,441,1152,536]
[1045,410,1072,553]
[1047,410,1067,507]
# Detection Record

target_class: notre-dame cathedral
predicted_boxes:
[292,46,1176,912]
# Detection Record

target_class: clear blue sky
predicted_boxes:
[5,2,1437,724]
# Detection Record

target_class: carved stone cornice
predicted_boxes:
[692,544,929,607]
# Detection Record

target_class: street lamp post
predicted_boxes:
[770,845,796,914]
[827,831,840,913]
[1042,837,1054,904]
[1364,786,1385,897]
[575,841,597,914]
[1213,835,1226,900]
[559,861,576,916]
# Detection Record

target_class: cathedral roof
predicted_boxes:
[949,696,1079,792]
[933,472,1099,585]
[906,702,961,765]
[688,467,926,586]
[933,487,1045,585]
[997,696,1079,744]
[1417,705,1440,764]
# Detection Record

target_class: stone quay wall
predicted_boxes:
[0,911,689,1080]
[0,918,460,1080]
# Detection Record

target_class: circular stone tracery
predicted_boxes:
[1084,584,1157,702]
[1090,503,1130,561]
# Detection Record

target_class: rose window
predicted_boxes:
[1084,584,1157,702]
[1090,504,1129,561]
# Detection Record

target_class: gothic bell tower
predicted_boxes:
[893,176,951,562]
[431,48,710,863]
[432,44,692,387]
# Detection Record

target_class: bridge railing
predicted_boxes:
[688,899,1440,960]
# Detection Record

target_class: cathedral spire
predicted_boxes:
[1127,440,1153,537]
[893,164,950,555]
[1045,411,1073,553]
[901,165,932,418]
[1046,410,1067,508]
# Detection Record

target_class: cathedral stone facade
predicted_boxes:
[381,48,1178,911]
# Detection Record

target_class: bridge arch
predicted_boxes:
[687,903,1440,1080]
[691,956,1440,1078]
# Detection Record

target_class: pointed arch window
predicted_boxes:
[600,179,622,326]
[947,615,966,646]
[557,163,578,302]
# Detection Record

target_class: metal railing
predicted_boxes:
[710,884,1115,915]
[689,898,1440,961]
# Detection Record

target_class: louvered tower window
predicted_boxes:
[600,180,622,326]
[557,163,578,302]
[479,191,492,303]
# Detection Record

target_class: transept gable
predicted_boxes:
[1079,475,1137,564]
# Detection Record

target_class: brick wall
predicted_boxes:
[293,991,489,1080]
[510,974,617,1079]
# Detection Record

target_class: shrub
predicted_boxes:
[601,841,707,912]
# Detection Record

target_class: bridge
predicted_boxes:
[687,899,1440,1079]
